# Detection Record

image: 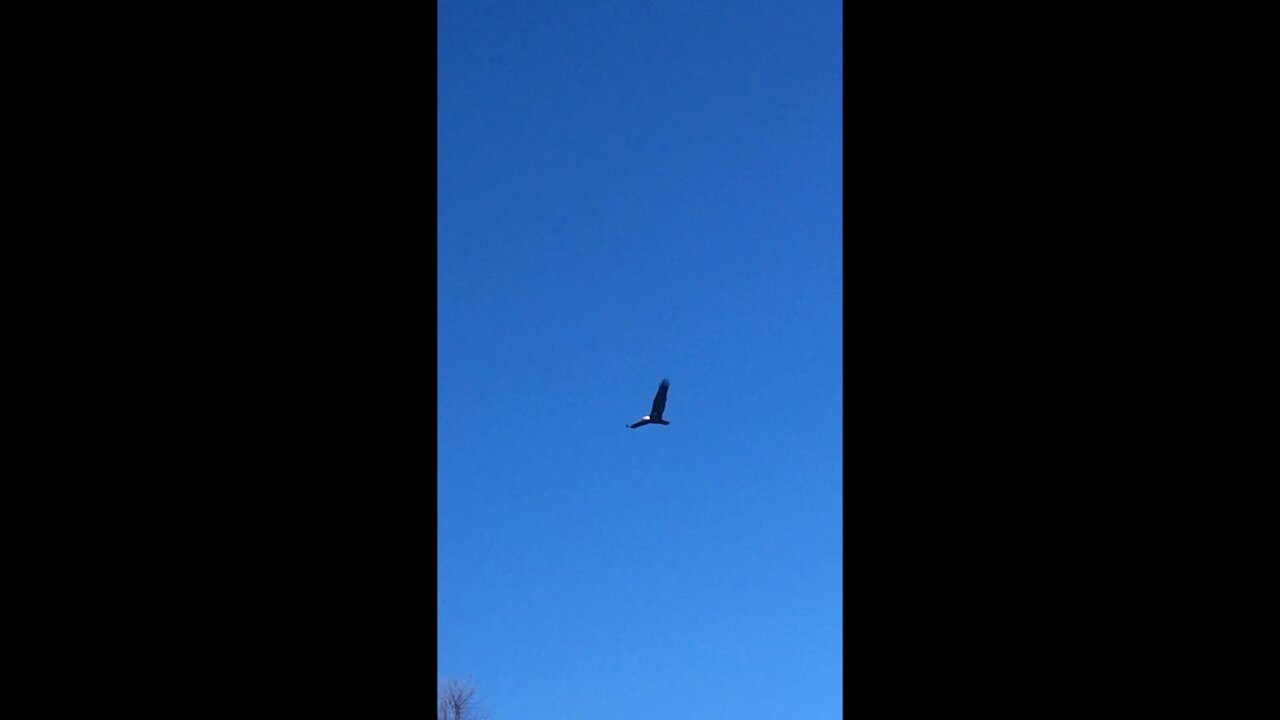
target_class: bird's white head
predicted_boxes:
[642,416,650,421]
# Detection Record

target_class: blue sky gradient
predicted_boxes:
[439,2,842,716]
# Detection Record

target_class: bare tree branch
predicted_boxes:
[438,678,488,720]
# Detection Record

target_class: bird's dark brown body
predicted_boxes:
[628,379,671,428]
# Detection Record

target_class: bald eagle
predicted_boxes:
[628,379,671,428]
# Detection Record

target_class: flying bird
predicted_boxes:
[628,378,671,428]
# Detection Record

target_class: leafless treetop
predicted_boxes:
[438,678,488,720]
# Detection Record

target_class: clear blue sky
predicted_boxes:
[438,2,842,717]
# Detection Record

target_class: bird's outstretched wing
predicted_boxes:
[628,418,652,429]
[649,378,670,419]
